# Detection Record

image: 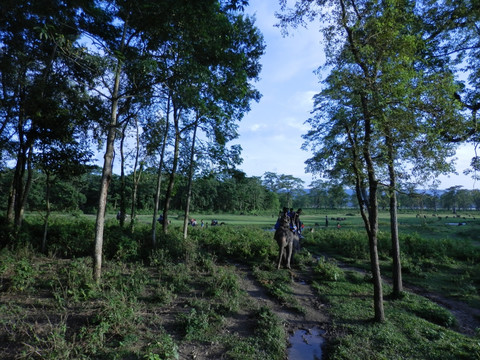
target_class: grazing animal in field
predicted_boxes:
[274,212,299,269]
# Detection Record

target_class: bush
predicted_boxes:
[403,293,457,328]
[308,230,369,260]
[191,226,277,265]
[44,217,95,257]
[104,224,139,261]
[314,257,343,282]
[253,306,286,359]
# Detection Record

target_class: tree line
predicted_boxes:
[2,162,478,220]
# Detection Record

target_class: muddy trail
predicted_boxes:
[175,256,480,359]
[170,264,331,360]
[189,257,480,360]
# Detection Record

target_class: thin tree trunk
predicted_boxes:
[386,134,403,297]
[151,98,170,249]
[346,115,385,323]
[162,107,181,235]
[42,172,51,254]
[93,20,127,283]
[130,117,143,233]
[15,145,34,229]
[183,114,199,240]
[363,115,385,323]
[119,121,128,227]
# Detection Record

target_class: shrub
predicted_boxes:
[55,257,97,303]
[309,230,369,260]
[191,226,277,265]
[176,300,223,341]
[46,217,95,257]
[104,225,139,261]
[314,257,343,282]
[253,306,286,360]
[144,331,179,360]
[11,257,35,291]
[403,293,457,328]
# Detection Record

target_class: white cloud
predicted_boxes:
[249,123,266,132]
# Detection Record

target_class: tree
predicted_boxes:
[278,0,464,317]
[262,172,305,208]
[1,0,95,230]
[36,143,91,253]
[441,185,464,213]
[420,0,480,177]
[154,2,264,234]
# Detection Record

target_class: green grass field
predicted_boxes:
[2,209,480,359]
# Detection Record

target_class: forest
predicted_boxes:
[1,0,480,359]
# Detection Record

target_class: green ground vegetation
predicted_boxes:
[0,210,479,359]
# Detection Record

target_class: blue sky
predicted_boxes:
[235,0,478,190]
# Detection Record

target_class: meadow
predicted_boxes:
[0,210,479,359]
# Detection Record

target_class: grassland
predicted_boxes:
[0,209,479,359]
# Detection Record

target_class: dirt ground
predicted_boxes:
[160,264,330,360]
[174,259,480,359]
[2,257,479,360]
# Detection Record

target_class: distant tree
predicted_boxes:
[472,190,480,211]
[441,186,463,213]
[263,173,305,208]
[35,143,91,253]
[456,189,473,211]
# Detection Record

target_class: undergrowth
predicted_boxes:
[1,214,480,359]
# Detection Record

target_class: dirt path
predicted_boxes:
[174,265,330,360]
[236,266,329,334]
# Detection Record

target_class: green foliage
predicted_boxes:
[160,262,192,293]
[11,257,35,292]
[312,275,479,360]
[253,306,286,360]
[176,300,223,341]
[56,257,98,303]
[203,265,242,313]
[252,266,303,313]
[144,331,179,360]
[2,214,480,360]
[314,257,344,282]
[402,233,478,262]
[307,229,369,260]
[192,225,277,264]
[38,216,95,257]
[402,293,457,328]
[103,222,140,261]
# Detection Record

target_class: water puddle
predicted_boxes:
[288,327,325,360]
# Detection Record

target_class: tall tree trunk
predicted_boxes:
[14,145,34,230]
[386,134,403,297]
[183,114,199,240]
[162,107,181,235]
[151,97,170,249]
[42,172,51,254]
[93,21,127,283]
[129,117,143,233]
[119,121,128,227]
[363,116,385,323]
[346,117,385,323]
